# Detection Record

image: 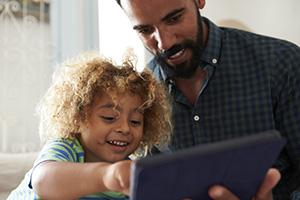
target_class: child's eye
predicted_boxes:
[130,120,141,126]
[101,116,116,122]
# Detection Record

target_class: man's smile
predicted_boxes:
[168,48,185,59]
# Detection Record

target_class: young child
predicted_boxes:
[8,49,172,200]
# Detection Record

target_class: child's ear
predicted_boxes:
[73,126,80,134]
[75,132,81,138]
[72,125,83,139]
[76,120,86,133]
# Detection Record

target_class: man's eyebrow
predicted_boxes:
[133,24,149,31]
[133,7,185,31]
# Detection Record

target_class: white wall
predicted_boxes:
[98,0,148,71]
[202,0,300,47]
[51,0,99,64]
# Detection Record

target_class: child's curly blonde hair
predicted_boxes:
[36,49,172,158]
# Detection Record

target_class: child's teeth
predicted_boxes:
[108,141,128,146]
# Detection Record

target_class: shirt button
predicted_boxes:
[212,58,217,64]
[194,115,200,121]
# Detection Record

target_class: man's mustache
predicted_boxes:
[158,39,195,59]
[158,43,186,59]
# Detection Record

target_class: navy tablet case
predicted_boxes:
[130,130,286,200]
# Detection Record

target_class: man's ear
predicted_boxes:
[195,0,206,9]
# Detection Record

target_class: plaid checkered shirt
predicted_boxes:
[148,17,300,200]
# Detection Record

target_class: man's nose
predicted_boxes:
[155,29,176,52]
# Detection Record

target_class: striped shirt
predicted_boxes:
[7,138,129,200]
[148,17,300,200]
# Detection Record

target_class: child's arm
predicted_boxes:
[31,160,132,200]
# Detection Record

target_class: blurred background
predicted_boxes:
[1,0,300,153]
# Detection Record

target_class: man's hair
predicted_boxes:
[115,0,121,6]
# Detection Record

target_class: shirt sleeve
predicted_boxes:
[28,139,79,189]
[272,41,300,199]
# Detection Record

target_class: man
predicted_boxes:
[115,0,300,199]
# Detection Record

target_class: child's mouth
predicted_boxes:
[107,140,128,147]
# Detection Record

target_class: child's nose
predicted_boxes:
[115,119,130,134]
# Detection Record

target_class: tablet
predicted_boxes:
[130,130,286,200]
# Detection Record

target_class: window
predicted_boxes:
[0,0,99,153]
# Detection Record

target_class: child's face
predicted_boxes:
[79,92,144,163]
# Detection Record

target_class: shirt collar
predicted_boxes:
[200,17,222,68]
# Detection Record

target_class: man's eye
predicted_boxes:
[167,14,182,24]
[139,27,154,35]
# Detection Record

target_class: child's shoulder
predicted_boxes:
[38,138,85,163]
[45,138,81,148]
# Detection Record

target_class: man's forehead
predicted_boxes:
[120,0,186,25]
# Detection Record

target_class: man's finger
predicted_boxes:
[253,168,281,200]
[208,185,239,200]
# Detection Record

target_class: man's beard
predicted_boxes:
[153,12,204,79]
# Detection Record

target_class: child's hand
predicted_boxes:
[103,160,133,195]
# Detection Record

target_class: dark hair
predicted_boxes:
[115,0,121,6]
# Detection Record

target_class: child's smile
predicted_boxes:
[107,140,130,152]
[79,92,144,163]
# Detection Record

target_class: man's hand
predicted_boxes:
[208,168,281,200]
